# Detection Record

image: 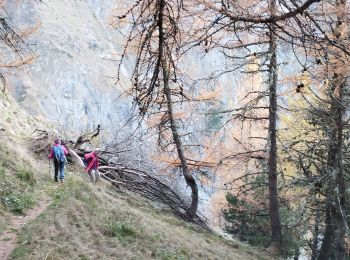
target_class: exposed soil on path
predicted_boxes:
[0,199,51,260]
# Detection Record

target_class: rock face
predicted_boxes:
[3,0,130,136]
[2,0,233,137]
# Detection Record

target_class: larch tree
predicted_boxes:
[266,0,283,250]
[313,1,349,258]
[187,0,320,252]
[114,0,200,219]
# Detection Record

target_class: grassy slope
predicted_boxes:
[0,93,54,233]
[10,173,272,260]
[0,138,57,240]
[0,97,272,260]
[0,138,272,260]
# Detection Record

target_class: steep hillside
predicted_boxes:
[0,146,272,259]
[9,175,271,260]
[0,100,272,259]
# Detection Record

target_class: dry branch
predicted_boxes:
[73,125,101,149]
[71,131,208,228]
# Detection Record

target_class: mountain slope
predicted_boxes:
[0,95,271,259]
[10,174,271,260]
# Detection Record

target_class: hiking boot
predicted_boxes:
[60,179,65,183]
[54,178,58,182]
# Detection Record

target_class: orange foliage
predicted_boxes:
[19,19,41,38]
[0,56,34,67]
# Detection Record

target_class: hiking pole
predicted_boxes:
[49,159,51,179]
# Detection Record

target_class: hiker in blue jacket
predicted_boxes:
[48,138,68,183]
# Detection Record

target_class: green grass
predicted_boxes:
[11,245,33,259]
[103,219,139,239]
[2,192,35,214]
[50,178,97,211]
[9,227,17,232]
[8,174,271,260]
[0,138,271,260]
[0,167,37,214]
[16,169,36,186]
[156,248,189,260]
[0,141,39,215]
[76,254,90,260]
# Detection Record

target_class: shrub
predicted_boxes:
[3,192,35,214]
[223,193,270,247]
[104,219,138,239]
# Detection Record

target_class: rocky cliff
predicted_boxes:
[3,0,130,137]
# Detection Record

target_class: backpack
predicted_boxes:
[52,145,65,162]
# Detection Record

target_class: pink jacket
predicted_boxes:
[84,152,99,172]
[48,144,68,159]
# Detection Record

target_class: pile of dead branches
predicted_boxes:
[31,129,52,155]
[98,163,208,228]
[75,129,208,228]
[73,146,208,228]
[32,127,208,228]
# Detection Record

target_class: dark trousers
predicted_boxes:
[53,159,65,181]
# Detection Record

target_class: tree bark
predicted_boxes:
[317,197,335,260]
[335,81,346,260]
[317,67,347,260]
[311,205,320,260]
[317,83,346,259]
[267,0,282,251]
[158,0,199,218]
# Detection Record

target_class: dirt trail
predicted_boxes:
[0,199,51,260]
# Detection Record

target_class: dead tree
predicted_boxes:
[73,124,101,149]
[30,127,208,227]
[98,164,207,227]
[317,2,349,258]
[72,133,207,227]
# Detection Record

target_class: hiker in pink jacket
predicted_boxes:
[83,148,100,182]
[48,138,68,183]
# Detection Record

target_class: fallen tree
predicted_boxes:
[98,164,207,227]
[31,128,208,228]
[75,148,208,228]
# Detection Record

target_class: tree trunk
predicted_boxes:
[317,82,346,260]
[318,0,348,256]
[267,0,282,251]
[311,205,320,260]
[158,0,199,218]
[333,2,348,252]
[335,82,346,260]
[163,71,199,217]
[317,197,335,260]
[317,70,347,260]
[333,77,347,259]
